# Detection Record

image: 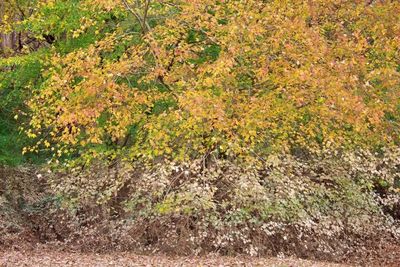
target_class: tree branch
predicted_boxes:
[122,0,151,33]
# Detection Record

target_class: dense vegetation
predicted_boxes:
[1,0,399,164]
[1,0,399,261]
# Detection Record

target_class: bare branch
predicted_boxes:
[143,0,150,25]
[121,0,151,33]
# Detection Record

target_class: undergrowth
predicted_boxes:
[1,149,399,262]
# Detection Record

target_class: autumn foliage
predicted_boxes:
[1,1,400,260]
[0,0,397,165]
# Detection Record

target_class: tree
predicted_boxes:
[1,0,399,165]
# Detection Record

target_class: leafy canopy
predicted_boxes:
[2,0,400,165]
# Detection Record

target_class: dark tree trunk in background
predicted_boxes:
[0,1,17,54]
[1,32,17,51]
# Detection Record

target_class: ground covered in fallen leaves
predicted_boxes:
[1,243,400,266]
[0,250,349,267]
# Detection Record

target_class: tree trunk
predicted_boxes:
[0,1,16,54]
